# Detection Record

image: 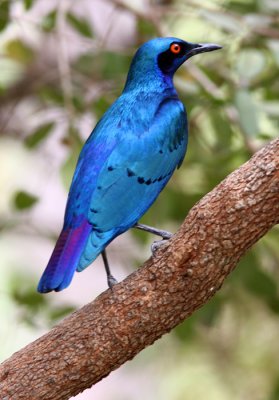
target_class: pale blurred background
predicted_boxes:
[0,0,279,399]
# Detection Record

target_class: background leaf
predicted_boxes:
[0,0,10,32]
[235,90,260,137]
[13,191,38,210]
[24,0,35,10]
[25,122,54,149]
[66,12,93,38]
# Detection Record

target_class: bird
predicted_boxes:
[37,37,221,293]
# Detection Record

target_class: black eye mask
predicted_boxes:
[157,42,188,73]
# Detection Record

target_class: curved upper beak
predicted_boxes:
[187,43,222,59]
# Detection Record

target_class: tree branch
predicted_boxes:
[1,138,278,400]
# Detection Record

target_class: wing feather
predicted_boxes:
[87,98,187,232]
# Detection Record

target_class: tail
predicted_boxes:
[37,219,91,293]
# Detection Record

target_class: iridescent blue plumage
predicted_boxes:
[38,37,221,292]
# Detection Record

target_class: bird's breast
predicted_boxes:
[111,89,181,137]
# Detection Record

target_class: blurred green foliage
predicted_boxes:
[13,190,38,210]
[66,12,94,38]
[0,0,278,398]
[24,122,54,149]
[9,272,75,327]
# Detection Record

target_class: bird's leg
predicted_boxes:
[101,250,118,289]
[133,223,173,255]
[134,223,173,240]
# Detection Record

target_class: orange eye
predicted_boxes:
[170,43,181,54]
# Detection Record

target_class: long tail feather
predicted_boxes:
[37,219,91,293]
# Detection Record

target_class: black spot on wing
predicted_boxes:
[108,166,114,171]
[90,221,103,233]
[127,168,135,177]
[136,171,172,186]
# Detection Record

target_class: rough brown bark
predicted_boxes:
[1,138,279,400]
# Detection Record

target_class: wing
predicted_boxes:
[63,115,119,228]
[87,97,188,233]
[64,96,187,272]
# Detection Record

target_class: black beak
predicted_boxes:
[187,43,222,59]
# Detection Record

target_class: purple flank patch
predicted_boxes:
[37,218,91,292]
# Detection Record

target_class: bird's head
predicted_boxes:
[154,37,222,74]
[124,37,222,90]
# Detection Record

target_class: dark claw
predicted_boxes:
[102,250,118,289]
[151,239,169,256]
[107,275,118,289]
[160,232,173,240]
